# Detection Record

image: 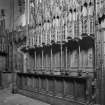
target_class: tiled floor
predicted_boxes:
[0,88,50,105]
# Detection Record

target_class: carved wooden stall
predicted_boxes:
[16,0,105,105]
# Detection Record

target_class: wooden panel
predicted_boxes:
[62,50,65,69]
[87,48,94,68]
[36,53,42,70]
[0,56,6,72]
[29,77,33,89]
[19,75,23,89]
[27,77,32,89]
[64,79,74,98]
[24,76,33,90]
[67,50,71,70]
[54,52,60,72]
[75,79,86,99]
[36,77,39,90]
[21,76,25,89]
[55,78,63,97]
[31,77,34,89]
[16,74,20,88]
[34,77,39,90]
[46,54,51,72]
[24,76,27,88]
[39,77,41,91]
[48,78,54,95]
[45,54,49,72]
[41,77,47,92]
[82,50,87,69]
[70,50,78,68]
[52,53,55,70]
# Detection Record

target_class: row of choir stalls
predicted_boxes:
[20,0,95,77]
[15,0,105,105]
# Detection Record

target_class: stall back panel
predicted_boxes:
[0,56,6,72]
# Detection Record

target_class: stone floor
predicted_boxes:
[0,88,50,105]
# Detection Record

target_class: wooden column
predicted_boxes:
[78,45,81,73]
[65,47,68,72]
[60,43,63,73]
[42,49,44,72]
[50,47,52,73]
[23,54,27,73]
[34,51,36,70]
